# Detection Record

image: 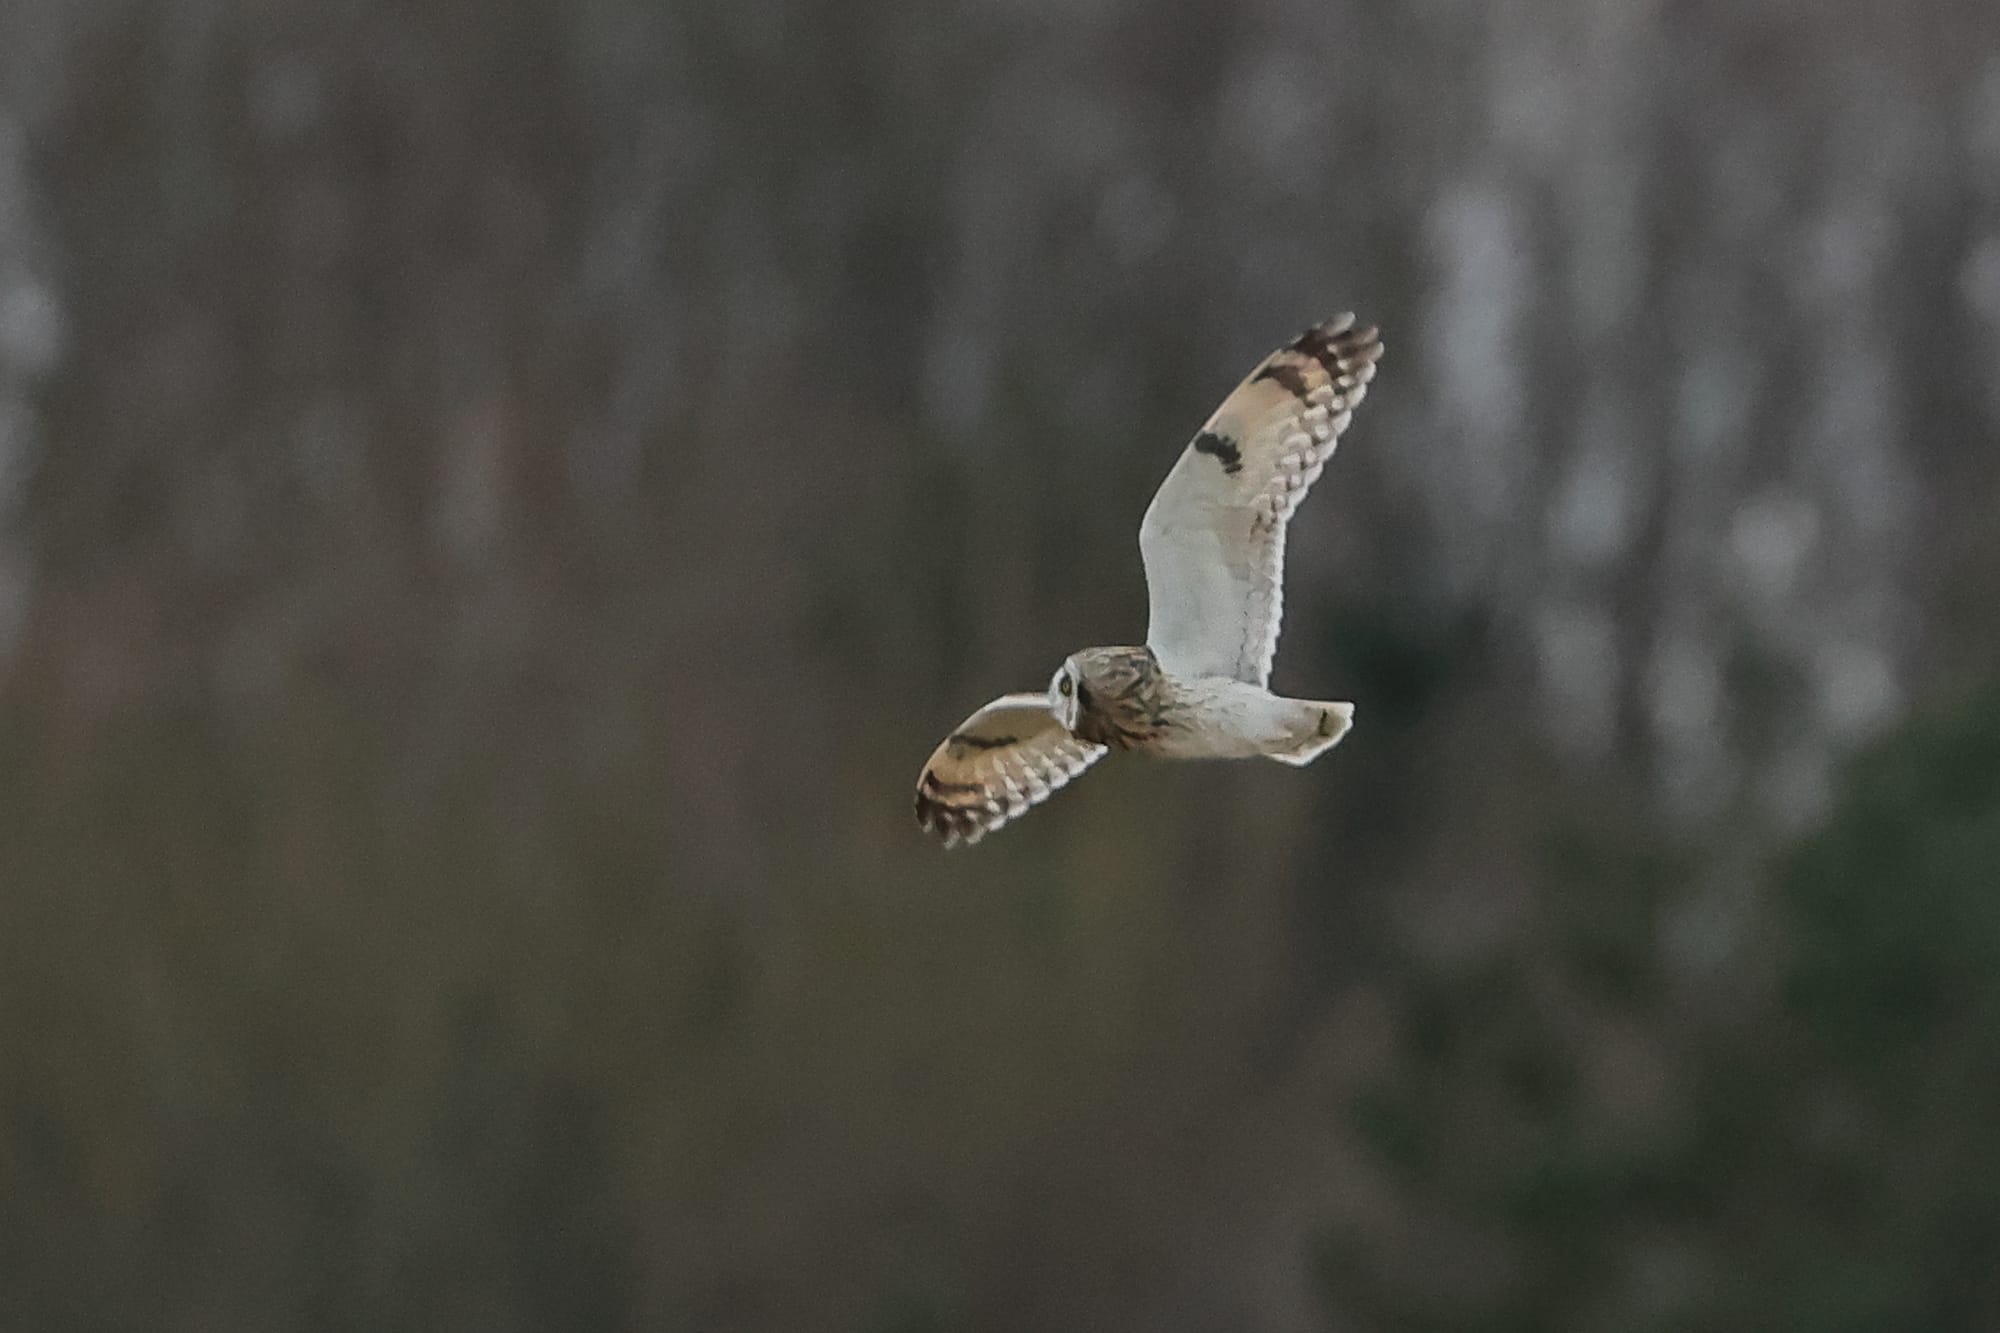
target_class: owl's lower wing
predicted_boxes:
[1138,316,1382,686]
[914,694,1108,847]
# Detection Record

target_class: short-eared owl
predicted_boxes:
[915,315,1383,846]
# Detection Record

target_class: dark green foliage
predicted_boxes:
[1326,685,2000,1329]
[1785,685,2000,1066]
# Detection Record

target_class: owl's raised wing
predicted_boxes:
[914,694,1108,847]
[1138,315,1382,686]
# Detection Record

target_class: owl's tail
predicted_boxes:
[1264,700,1354,768]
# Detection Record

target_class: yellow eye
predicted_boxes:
[1059,677,1073,697]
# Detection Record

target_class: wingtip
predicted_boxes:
[1297,315,1382,353]
[914,791,992,849]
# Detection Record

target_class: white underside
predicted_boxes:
[1149,675,1354,764]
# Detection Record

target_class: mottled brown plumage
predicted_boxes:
[1066,646,1176,750]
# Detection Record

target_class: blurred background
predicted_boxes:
[2,0,1999,1329]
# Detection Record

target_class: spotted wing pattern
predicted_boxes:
[914,694,1108,848]
[1138,315,1383,686]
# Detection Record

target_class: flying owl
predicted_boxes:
[914,314,1384,847]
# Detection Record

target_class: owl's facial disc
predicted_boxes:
[1048,663,1080,731]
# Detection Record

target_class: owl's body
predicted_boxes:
[916,314,1384,847]
[1059,646,1352,764]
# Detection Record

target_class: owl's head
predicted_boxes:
[1048,658,1083,732]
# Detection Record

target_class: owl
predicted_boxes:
[915,314,1384,847]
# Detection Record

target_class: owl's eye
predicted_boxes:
[1058,677,1073,697]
